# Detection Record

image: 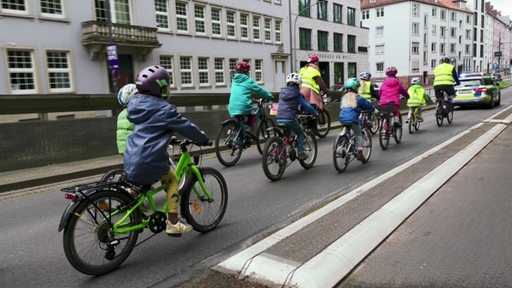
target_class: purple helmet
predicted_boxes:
[135,65,170,97]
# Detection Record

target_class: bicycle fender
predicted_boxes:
[221,119,239,126]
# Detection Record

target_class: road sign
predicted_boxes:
[494,51,502,57]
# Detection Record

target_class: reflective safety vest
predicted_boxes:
[358,80,372,99]
[300,65,321,94]
[433,63,455,86]
[407,85,425,107]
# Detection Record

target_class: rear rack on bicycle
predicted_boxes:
[60,180,125,194]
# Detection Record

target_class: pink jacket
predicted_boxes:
[378,77,409,106]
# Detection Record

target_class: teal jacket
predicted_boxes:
[228,73,273,117]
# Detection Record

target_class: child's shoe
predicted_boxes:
[166,220,193,235]
[405,118,410,124]
[356,147,364,161]
[418,116,424,122]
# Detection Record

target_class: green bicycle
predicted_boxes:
[58,138,228,275]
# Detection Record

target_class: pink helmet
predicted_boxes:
[234,61,251,73]
[385,66,398,77]
[135,65,170,97]
[308,54,319,63]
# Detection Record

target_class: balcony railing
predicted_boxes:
[81,20,161,60]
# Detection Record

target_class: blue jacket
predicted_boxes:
[123,94,208,185]
[277,86,318,121]
[338,94,375,124]
[228,73,273,117]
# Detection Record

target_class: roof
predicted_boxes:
[361,0,472,14]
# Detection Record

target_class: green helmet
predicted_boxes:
[344,78,360,91]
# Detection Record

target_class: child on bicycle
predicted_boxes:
[406,77,428,123]
[124,65,209,235]
[116,83,138,155]
[228,61,274,137]
[339,78,375,160]
[276,73,318,160]
[378,66,409,128]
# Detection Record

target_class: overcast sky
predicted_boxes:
[490,0,512,17]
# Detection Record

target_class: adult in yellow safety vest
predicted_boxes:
[358,72,378,100]
[433,56,460,101]
[299,54,328,109]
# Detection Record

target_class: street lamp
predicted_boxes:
[291,0,327,72]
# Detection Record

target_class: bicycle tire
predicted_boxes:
[255,117,277,154]
[370,113,380,135]
[262,137,286,181]
[100,169,125,182]
[414,110,421,131]
[62,189,141,275]
[333,134,349,173]
[408,112,415,134]
[446,103,454,124]
[180,167,228,233]
[215,121,243,167]
[314,109,331,138]
[299,131,317,169]
[393,122,402,144]
[436,103,444,127]
[360,128,372,163]
[379,116,390,150]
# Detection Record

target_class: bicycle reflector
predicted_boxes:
[64,193,77,201]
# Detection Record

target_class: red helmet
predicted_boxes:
[235,61,250,73]
[385,66,398,76]
[308,54,319,63]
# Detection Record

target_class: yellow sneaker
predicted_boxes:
[166,220,193,235]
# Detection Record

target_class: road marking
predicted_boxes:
[215,121,505,287]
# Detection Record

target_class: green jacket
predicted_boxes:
[116,108,134,154]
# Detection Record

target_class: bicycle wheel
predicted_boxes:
[100,169,125,182]
[446,103,454,124]
[414,110,421,131]
[436,104,444,127]
[333,134,349,173]
[314,109,331,138]
[370,112,380,135]
[393,121,403,144]
[62,189,141,275]
[408,112,415,134]
[255,117,276,154]
[379,116,390,150]
[181,167,228,233]
[299,131,317,169]
[262,137,286,181]
[215,121,243,167]
[360,128,372,163]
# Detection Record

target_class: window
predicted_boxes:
[264,18,272,42]
[431,42,437,52]
[376,62,384,72]
[334,62,344,84]
[440,43,445,54]
[412,22,419,36]
[7,49,37,93]
[155,0,170,30]
[214,58,225,85]
[376,26,384,36]
[450,43,456,53]
[159,55,175,87]
[432,7,437,17]
[347,7,356,26]
[440,26,446,38]
[317,0,327,20]
[333,33,343,52]
[347,35,356,53]
[46,50,72,92]
[274,20,281,43]
[432,25,436,36]
[451,27,456,38]
[254,59,263,82]
[375,44,384,55]
[411,60,419,73]
[347,62,357,78]
[179,56,193,86]
[412,3,419,17]
[226,10,236,38]
[376,8,384,17]
[253,15,260,41]
[240,13,249,40]
[176,1,188,32]
[40,0,64,18]
[317,30,328,51]
[440,9,446,21]
[431,59,437,69]
[229,58,237,80]
[362,10,369,20]
[299,28,311,50]
[211,8,221,37]
[1,0,28,15]
[194,4,206,34]
[198,57,209,86]
[298,0,311,17]
[465,44,470,55]
[451,11,456,21]
[334,4,343,23]
[95,0,131,24]
[412,42,419,55]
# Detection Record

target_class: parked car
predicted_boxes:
[454,72,501,108]
[372,81,383,93]
[329,84,344,91]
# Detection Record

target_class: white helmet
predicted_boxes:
[411,77,420,85]
[117,83,138,105]
[286,72,302,85]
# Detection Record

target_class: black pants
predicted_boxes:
[434,85,455,100]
